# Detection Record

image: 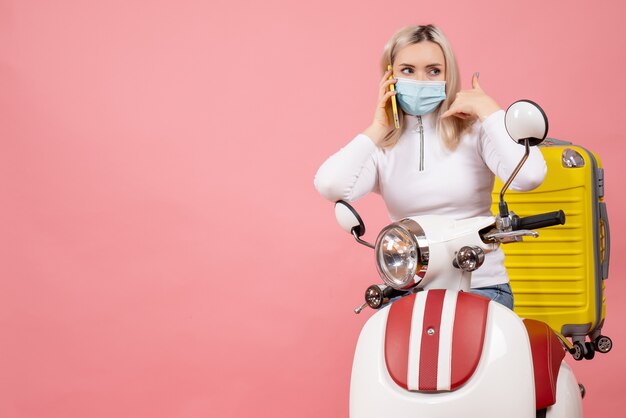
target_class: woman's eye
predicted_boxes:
[429,68,441,76]
[401,68,413,74]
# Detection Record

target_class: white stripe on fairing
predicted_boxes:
[436,290,458,391]
[407,291,428,391]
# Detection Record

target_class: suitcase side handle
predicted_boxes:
[513,210,566,230]
[599,202,611,279]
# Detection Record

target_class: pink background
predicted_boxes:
[1,1,625,417]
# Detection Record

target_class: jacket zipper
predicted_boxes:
[417,116,424,171]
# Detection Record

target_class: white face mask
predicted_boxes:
[394,78,446,116]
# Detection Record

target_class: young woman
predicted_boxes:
[314,24,547,309]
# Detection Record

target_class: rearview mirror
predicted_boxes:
[335,200,365,237]
[505,100,549,146]
[498,100,549,219]
[334,200,374,249]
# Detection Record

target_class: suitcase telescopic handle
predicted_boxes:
[513,210,566,230]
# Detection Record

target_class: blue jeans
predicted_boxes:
[469,283,514,310]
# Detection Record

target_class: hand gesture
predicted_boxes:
[441,73,501,121]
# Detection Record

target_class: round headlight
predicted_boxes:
[375,223,420,289]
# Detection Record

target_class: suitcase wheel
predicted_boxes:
[594,335,613,354]
[570,342,585,361]
[583,342,596,360]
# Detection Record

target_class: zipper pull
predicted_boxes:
[412,116,424,133]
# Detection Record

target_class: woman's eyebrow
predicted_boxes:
[398,63,443,67]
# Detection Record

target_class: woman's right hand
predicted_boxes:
[363,69,397,145]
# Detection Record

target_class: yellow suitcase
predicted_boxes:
[491,138,612,360]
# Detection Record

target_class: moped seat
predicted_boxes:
[523,319,566,410]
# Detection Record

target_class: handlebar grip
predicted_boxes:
[514,210,566,230]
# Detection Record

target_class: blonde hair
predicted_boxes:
[380,24,471,150]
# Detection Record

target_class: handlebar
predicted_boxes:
[513,210,566,231]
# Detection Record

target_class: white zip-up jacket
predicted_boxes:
[314,110,547,288]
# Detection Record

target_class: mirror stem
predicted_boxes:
[498,139,531,217]
[352,230,375,249]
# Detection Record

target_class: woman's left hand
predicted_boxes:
[441,73,501,121]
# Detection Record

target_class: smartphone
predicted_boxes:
[388,64,400,129]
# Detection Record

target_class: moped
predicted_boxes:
[333,101,584,418]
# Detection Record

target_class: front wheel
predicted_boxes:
[570,342,584,361]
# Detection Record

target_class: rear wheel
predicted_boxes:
[595,335,613,353]
[583,342,595,360]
